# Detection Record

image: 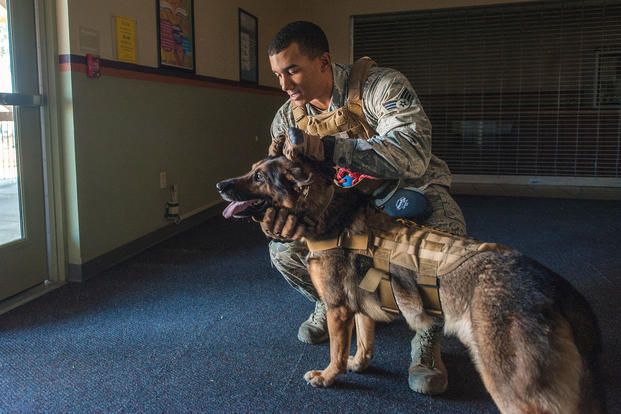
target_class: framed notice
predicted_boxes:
[239,9,258,83]
[157,0,195,72]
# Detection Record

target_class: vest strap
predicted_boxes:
[292,105,308,131]
[305,237,339,252]
[306,232,368,252]
[417,240,443,317]
[347,57,376,104]
[379,276,400,314]
[359,267,384,292]
[417,238,444,316]
[358,256,400,314]
[374,248,400,314]
[373,247,390,272]
[346,57,375,122]
[340,232,369,250]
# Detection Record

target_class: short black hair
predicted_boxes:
[268,21,329,59]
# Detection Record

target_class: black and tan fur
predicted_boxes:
[217,156,604,414]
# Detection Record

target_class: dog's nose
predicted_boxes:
[216,180,230,192]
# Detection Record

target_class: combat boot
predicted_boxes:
[297,301,328,344]
[408,321,447,395]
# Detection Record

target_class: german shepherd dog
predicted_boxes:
[216,156,604,414]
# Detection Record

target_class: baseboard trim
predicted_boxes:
[451,183,621,200]
[68,203,224,282]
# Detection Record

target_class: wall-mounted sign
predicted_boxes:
[115,15,136,64]
[239,9,258,83]
[157,0,195,72]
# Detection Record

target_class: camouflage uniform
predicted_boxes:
[269,62,466,301]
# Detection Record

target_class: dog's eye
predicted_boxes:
[254,170,265,182]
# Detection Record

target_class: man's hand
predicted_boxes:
[268,133,286,157]
[283,127,324,161]
[255,206,306,241]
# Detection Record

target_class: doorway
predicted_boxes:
[0,0,50,303]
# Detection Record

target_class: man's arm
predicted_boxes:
[331,68,432,180]
[269,101,296,155]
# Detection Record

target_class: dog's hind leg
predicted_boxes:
[472,313,584,414]
[304,305,354,387]
[348,313,375,372]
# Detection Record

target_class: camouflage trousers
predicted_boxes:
[269,185,467,303]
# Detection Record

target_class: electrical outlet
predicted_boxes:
[160,171,167,189]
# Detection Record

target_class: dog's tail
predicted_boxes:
[557,277,606,413]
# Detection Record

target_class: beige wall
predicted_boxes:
[66,0,306,85]
[195,0,306,85]
[66,0,156,62]
[66,0,538,87]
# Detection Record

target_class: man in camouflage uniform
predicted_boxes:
[262,21,466,395]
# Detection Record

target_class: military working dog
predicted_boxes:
[216,156,604,414]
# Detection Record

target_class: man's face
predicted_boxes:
[269,42,331,108]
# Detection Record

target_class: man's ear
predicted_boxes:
[319,52,331,72]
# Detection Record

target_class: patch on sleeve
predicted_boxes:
[382,88,414,112]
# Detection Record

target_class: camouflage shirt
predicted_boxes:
[270,63,452,189]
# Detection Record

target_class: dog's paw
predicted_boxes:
[304,370,334,387]
[347,355,370,373]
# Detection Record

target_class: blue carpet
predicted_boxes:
[0,195,619,413]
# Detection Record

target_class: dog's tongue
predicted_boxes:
[222,200,257,219]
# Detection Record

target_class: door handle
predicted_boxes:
[0,93,43,106]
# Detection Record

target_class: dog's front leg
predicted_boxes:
[348,313,375,372]
[304,305,354,387]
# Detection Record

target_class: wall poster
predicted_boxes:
[157,0,195,71]
[239,9,258,83]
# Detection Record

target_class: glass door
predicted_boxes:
[0,0,48,302]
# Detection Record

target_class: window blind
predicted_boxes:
[353,0,621,178]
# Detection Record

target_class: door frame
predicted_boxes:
[0,0,66,315]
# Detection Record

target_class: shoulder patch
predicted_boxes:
[382,88,414,112]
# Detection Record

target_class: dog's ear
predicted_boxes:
[285,166,313,191]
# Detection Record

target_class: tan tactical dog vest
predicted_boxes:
[306,216,507,317]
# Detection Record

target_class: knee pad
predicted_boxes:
[376,186,431,220]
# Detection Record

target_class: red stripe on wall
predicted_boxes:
[59,55,285,97]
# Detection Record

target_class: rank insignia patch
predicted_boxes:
[383,89,413,112]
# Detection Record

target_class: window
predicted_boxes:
[353,0,621,177]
